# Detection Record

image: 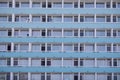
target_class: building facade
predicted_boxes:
[0,0,120,80]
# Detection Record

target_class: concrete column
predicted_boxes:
[12,0,15,8]
[29,0,32,8]
[29,43,31,52]
[12,28,14,37]
[29,28,32,37]
[62,72,63,80]
[10,72,13,80]
[95,58,97,67]
[11,42,14,52]
[11,57,13,66]
[12,14,15,22]
[45,72,47,80]
[62,57,63,67]
[95,73,97,80]
[28,58,31,67]
[28,72,31,80]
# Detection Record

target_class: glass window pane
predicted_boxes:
[32,30,40,37]
[19,73,28,80]
[31,74,41,80]
[85,44,94,52]
[96,16,105,22]
[97,44,105,52]
[0,44,7,51]
[85,16,94,22]
[96,3,105,8]
[64,44,73,51]
[20,30,29,37]
[52,30,62,37]
[118,30,120,37]
[20,44,28,51]
[118,16,120,22]
[0,2,7,7]
[52,44,61,51]
[21,16,29,22]
[85,3,94,8]
[63,60,73,67]
[53,16,62,22]
[0,59,7,66]
[19,59,28,66]
[96,30,105,37]
[32,16,40,22]
[0,30,7,37]
[53,2,62,8]
[31,59,41,66]
[63,74,73,80]
[85,30,94,37]
[0,16,7,21]
[64,30,72,36]
[64,16,72,22]
[64,2,73,8]
[32,2,40,7]
[32,44,40,52]
[118,3,120,8]
[21,2,29,7]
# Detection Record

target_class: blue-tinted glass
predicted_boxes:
[64,16,72,22]
[0,16,7,21]
[96,30,105,36]
[52,44,61,51]
[118,3,120,8]
[21,2,29,7]
[0,2,7,7]
[64,44,72,51]
[97,45,105,52]
[64,2,73,8]
[118,17,120,22]
[32,44,40,52]
[85,16,94,22]
[85,44,94,52]
[53,2,62,8]
[32,2,40,7]
[96,3,105,8]
[85,3,94,8]
[53,16,62,22]
[85,30,94,37]
[96,16,105,22]
[32,16,40,22]
[64,30,72,36]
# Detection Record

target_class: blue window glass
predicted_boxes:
[64,16,72,22]
[118,16,120,22]
[85,3,94,8]
[64,44,73,51]
[53,2,62,8]
[85,16,94,22]
[52,44,61,51]
[21,2,29,7]
[96,30,105,37]
[85,30,94,37]
[32,2,40,7]
[32,16,40,22]
[0,16,7,21]
[64,30,72,36]
[96,16,105,22]
[96,3,105,8]
[97,44,106,52]
[53,16,62,22]
[0,2,7,7]
[118,3,120,8]
[64,2,73,8]
[32,44,40,52]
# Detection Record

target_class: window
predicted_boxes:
[118,3,120,8]
[113,16,116,22]
[19,58,28,66]
[64,2,73,8]
[85,44,94,52]
[113,59,117,66]
[80,30,84,37]
[0,73,7,80]
[107,44,111,52]
[74,59,78,66]
[19,73,28,80]
[97,44,106,52]
[85,3,94,8]
[31,73,41,80]
[47,73,51,80]
[80,16,84,22]
[118,30,120,37]
[20,30,29,37]
[85,16,94,22]
[113,44,117,52]
[21,2,29,7]
[53,16,62,22]
[32,16,40,22]
[7,44,11,51]
[106,2,110,8]
[96,16,105,22]
[52,30,62,37]
[113,2,116,8]
[80,44,84,51]
[106,16,111,22]
[0,44,7,51]
[0,2,7,7]
[53,2,62,8]
[51,73,61,80]
[74,16,78,22]
[32,30,40,37]
[47,59,51,66]
[96,30,105,37]
[113,30,117,37]
[14,30,19,37]
[74,73,78,80]
[85,30,94,37]
[32,44,40,52]
[41,44,45,51]
[96,3,105,8]
[63,59,73,67]
[42,30,46,37]
[15,2,19,8]
[118,16,120,22]
[48,2,52,8]
[107,30,111,37]
[64,30,72,36]
[64,16,73,22]
[52,44,61,51]
[74,30,78,36]
[47,16,52,22]
[41,59,45,66]
[42,2,46,8]
[0,16,7,22]
[80,59,83,66]
[74,44,78,51]
[74,2,78,8]
[8,16,12,22]
[47,44,51,51]
[31,59,41,66]
[15,16,19,22]
[20,44,28,52]
[41,73,45,80]
[21,16,29,22]
[80,2,84,8]
[32,2,41,7]
[9,2,12,8]
[0,58,7,66]
[42,16,46,22]
[64,44,73,51]
[8,30,12,36]
[0,30,7,37]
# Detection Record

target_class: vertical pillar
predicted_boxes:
[29,14,32,22]
[95,73,97,80]
[28,58,31,67]
[112,73,114,80]
[12,28,14,37]
[62,14,64,23]
[10,72,13,80]
[62,57,63,67]
[94,43,97,52]
[62,28,64,37]
[62,0,64,8]
[95,58,97,67]
[29,28,32,37]
[12,14,15,22]
[29,43,31,52]
[94,0,96,8]
[46,0,48,8]
[62,72,63,80]
[112,58,113,67]
[28,72,31,80]
[111,0,113,8]
[45,72,47,80]
[11,57,13,66]
[94,14,96,23]
[62,43,64,52]
[12,0,15,8]
[45,57,47,67]
[11,42,14,52]
[29,0,32,8]
[78,0,80,8]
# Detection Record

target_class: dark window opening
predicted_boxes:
[41,73,45,80]
[48,2,51,8]
[74,2,78,8]
[106,16,111,22]
[14,59,18,66]
[113,59,117,66]
[74,60,78,66]
[113,2,116,8]
[106,2,110,8]
[42,16,46,22]
[7,44,11,51]
[41,59,45,66]
[80,30,84,36]
[80,44,84,51]
[47,74,51,80]
[74,74,78,80]
[47,16,52,22]
[9,2,12,7]
[7,58,11,65]
[47,59,51,66]
[113,30,116,37]
[113,16,116,22]
[107,30,111,36]
[8,30,12,36]
[15,2,19,8]
[74,16,78,22]
[42,30,46,36]
[7,73,10,80]
[80,2,84,8]
[41,44,45,51]
[42,2,46,8]
[80,59,83,66]
[107,75,112,80]
[80,16,84,22]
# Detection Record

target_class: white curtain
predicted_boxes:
[0,30,7,37]
[84,74,95,80]
[19,59,28,66]
[63,74,73,80]
[0,59,7,66]
[97,60,107,67]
